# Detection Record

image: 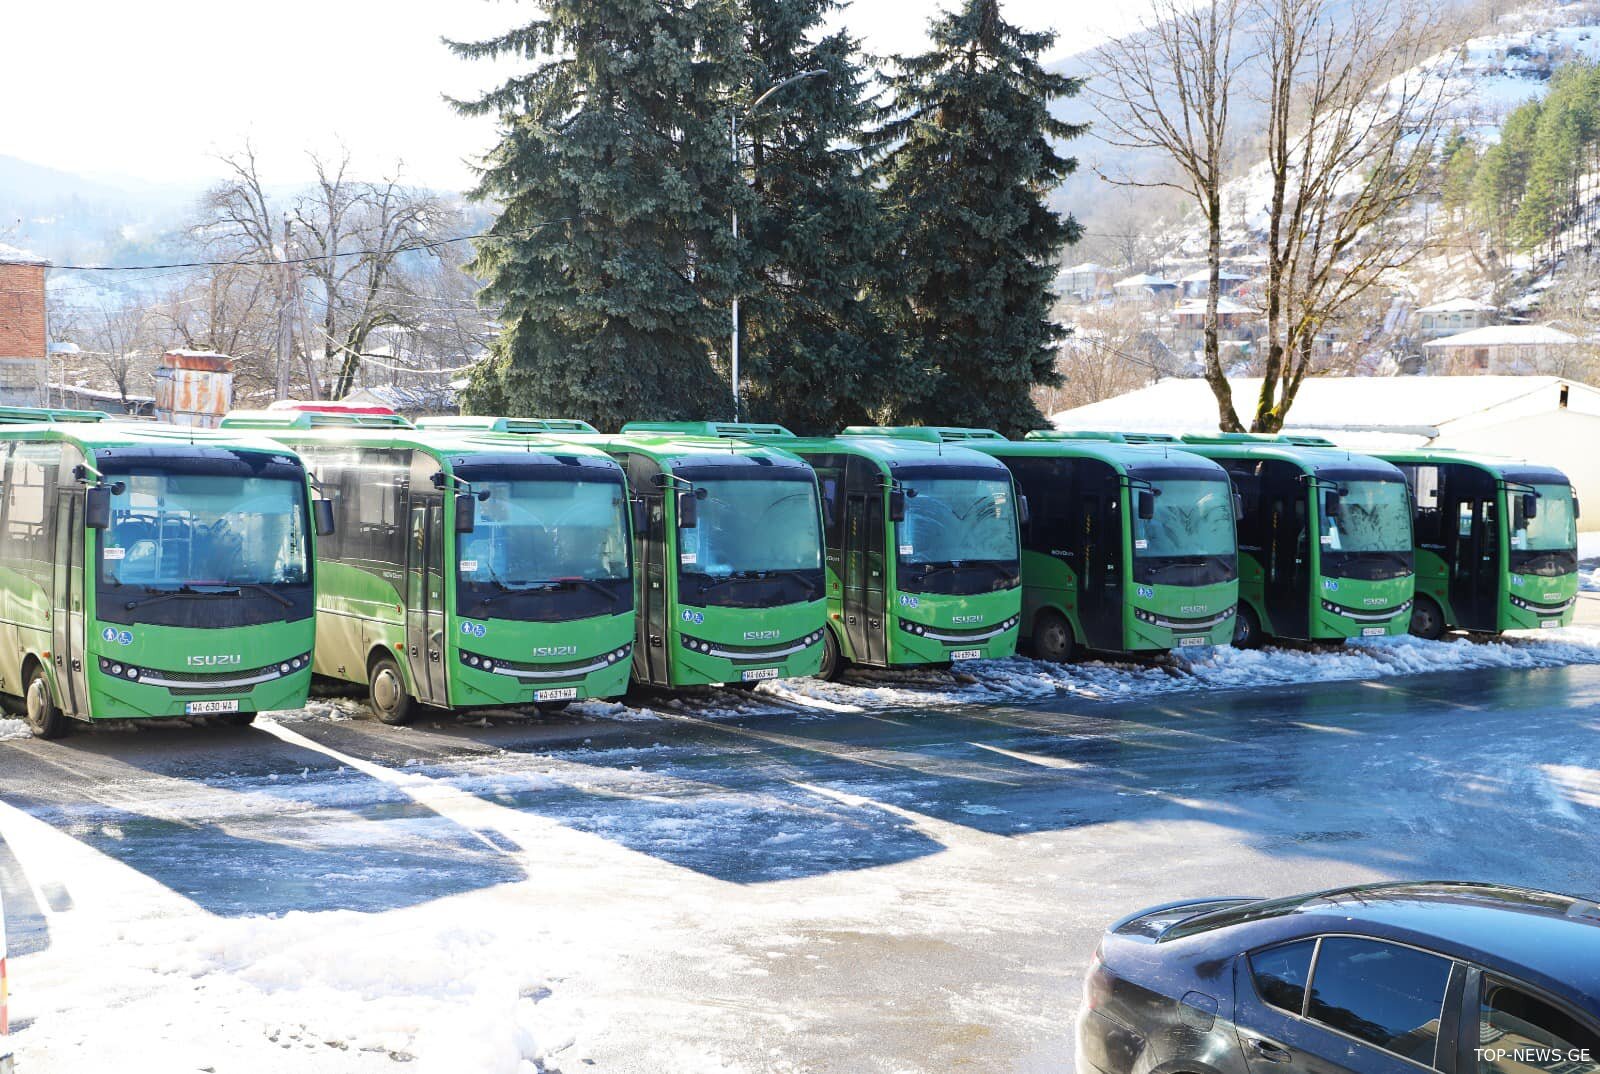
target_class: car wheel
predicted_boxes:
[817,628,845,681]
[1409,596,1445,641]
[1233,604,1263,649]
[1031,610,1078,663]
[368,654,415,726]
[24,664,70,740]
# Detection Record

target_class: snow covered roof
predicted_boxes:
[0,242,47,266]
[1113,273,1175,289]
[1050,375,1600,439]
[1173,297,1255,315]
[1422,324,1581,348]
[1417,297,1497,314]
[341,384,458,412]
[1176,269,1250,283]
[1061,261,1108,275]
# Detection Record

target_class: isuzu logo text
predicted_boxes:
[188,654,242,667]
[744,629,781,641]
[952,615,983,624]
[531,646,579,657]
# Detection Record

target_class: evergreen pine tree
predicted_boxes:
[449,0,747,427]
[868,0,1084,436]
[735,0,910,433]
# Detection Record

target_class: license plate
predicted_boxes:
[949,649,982,661]
[186,699,239,715]
[1178,636,1208,648]
[741,667,780,682]
[1361,626,1386,637]
[535,687,578,702]
[1541,619,1560,629]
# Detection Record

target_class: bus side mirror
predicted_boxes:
[1522,493,1538,521]
[1233,492,1245,521]
[1017,495,1031,527]
[1575,496,1582,520]
[86,486,111,529]
[1323,492,1342,517]
[889,488,907,523]
[677,489,698,529]
[631,497,649,534]
[313,498,336,537]
[1136,490,1155,521]
[455,495,476,534]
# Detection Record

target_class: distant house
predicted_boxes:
[0,243,49,407]
[1112,273,1178,303]
[1057,261,1113,301]
[1414,298,1498,340]
[48,381,156,418]
[1172,296,1255,331]
[1175,268,1250,299]
[1050,375,1600,531]
[1421,324,1583,373]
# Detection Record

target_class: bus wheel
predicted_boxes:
[1031,611,1077,664]
[1232,605,1263,650]
[24,665,70,740]
[368,655,415,726]
[817,629,845,681]
[1409,597,1445,641]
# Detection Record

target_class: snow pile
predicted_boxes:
[1583,568,1600,592]
[12,870,569,1074]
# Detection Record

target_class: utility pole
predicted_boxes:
[728,69,826,421]
[276,214,294,401]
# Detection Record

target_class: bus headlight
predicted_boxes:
[897,618,927,636]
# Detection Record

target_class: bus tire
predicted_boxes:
[1031,610,1077,664]
[24,663,70,740]
[1232,604,1263,649]
[817,628,845,681]
[368,653,415,726]
[1409,596,1445,641]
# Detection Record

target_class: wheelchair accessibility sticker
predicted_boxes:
[102,627,133,646]
[459,621,487,638]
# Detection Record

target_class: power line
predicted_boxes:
[43,218,581,273]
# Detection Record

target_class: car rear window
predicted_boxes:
[1250,939,1317,1014]
[1479,980,1600,1074]
[1306,937,1452,1065]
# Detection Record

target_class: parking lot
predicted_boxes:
[1,658,1598,1072]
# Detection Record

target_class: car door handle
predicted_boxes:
[1245,1037,1292,1063]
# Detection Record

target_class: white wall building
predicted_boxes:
[1051,375,1600,531]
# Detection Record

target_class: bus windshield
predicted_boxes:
[897,471,1020,596]
[456,475,632,622]
[1132,477,1238,587]
[678,475,824,608]
[1319,478,1413,580]
[101,473,310,588]
[1510,483,1578,577]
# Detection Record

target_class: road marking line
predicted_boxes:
[967,742,1085,770]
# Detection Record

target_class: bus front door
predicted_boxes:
[844,492,888,665]
[1076,466,1123,650]
[1445,469,1499,630]
[50,494,87,716]
[405,495,448,706]
[1263,465,1310,637]
[639,492,669,685]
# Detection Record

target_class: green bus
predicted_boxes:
[872,428,1239,661]
[1376,449,1579,637]
[224,409,635,722]
[1162,433,1415,646]
[0,407,329,738]
[422,417,830,689]
[637,423,1023,678]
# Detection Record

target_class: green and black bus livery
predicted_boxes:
[0,407,325,737]
[424,419,830,689]
[1378,449,1579,637]
[885,429,1238,661]
[654,425,1023,677]
[1166,433,1416,646]
[225,410,634,722]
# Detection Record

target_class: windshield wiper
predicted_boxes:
[123,586,207,611]
[765,569,822,598]
[548,578,621,604]
[225,582,294,609]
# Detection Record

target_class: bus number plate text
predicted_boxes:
[1541,619,1560,628]
[1178,636,1208,648]
[535,688,578,702]
[186,700,239,715]
[949,649,982,661]
[1361,627,1386,637]
[741,668,780,682]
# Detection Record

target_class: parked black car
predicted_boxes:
[1078,881,1600,1074]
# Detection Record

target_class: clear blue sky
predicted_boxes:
[7,0,1144,192]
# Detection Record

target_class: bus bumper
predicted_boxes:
[1314,598,1413,640]
[86,661,313,719]
[888,621,1020,666]
[450,649,634,706]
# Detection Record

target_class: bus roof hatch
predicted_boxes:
[620,421,795,439]
[0,406,110,424]
[416,416,600,435]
